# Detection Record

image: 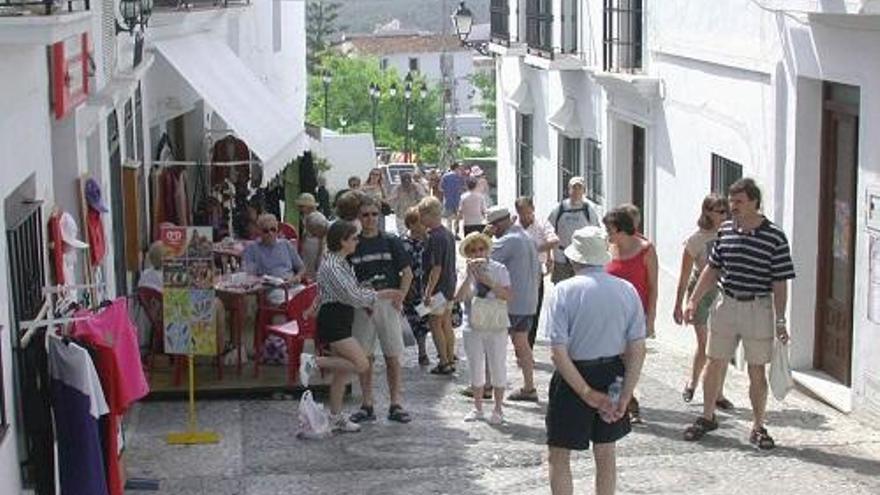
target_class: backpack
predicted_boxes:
[553,200,593,233]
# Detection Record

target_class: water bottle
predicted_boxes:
[607,376,624,409]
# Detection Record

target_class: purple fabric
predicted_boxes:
[85,178,109,213]
[51,379,109,495]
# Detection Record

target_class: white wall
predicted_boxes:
[382,50,474,114]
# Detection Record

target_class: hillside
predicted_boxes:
[335,0,489,35]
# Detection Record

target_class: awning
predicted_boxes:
[506,80,534,114]
[548,98,584,138]
[153,34,306,177]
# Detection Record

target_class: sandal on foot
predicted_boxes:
[349,405,376,424]
[388,404,412,423]
[627,397,644,424]
[715,397,735,411]
[683,416,718,441]
[508,388,539,402]
[418,354,430,366]
[682,386,695,403]
[749,427,775,450]
[430,363,455,375]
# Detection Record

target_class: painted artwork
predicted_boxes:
[161,226,216,356]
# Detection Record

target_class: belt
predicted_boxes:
[573,356,621,367]
[723,290,770,302]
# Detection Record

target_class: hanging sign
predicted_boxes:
[161,226,216,355]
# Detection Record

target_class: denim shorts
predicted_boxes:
[508,314,535,334]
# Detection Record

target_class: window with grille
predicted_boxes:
[490,0,510,44]
[558,136,582,200]
[516,113,533,197]
[711,153,743,196]
[408,57,420,73]
[586,139,603,203]
[526,0,553,55]
[561,0,578,54]
[603,0,643,72]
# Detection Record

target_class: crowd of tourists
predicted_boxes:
[233,164,794,495]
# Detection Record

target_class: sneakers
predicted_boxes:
[299,353,318,387]
[330,413,361,433]
[464,409,485,422]
[488,410,504,425]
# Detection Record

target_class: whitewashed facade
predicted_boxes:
[493,0,880,420]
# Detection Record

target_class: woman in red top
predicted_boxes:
[604,206,658,423]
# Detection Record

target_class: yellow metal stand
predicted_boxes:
[166,354,221,445]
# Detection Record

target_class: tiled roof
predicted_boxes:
[337,34,469,56]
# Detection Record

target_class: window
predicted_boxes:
[586,139,603,203]
[711,153,743,196]
[558,136,582,200]
[561,0,578,54]
[603,0,643,72]
[526,0,553,55]
[490,0,510,44]
[516,113,533,196]
[408,57,419,73]
[272,0,282,52]
[0,326,6,442]
[124,99,135,161]
[380,58,389,71]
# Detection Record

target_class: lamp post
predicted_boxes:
[116,0,152,35]
[321,70,332,128]
[368,82,381,141]
[401,73,428,163]
[451,2,490,56]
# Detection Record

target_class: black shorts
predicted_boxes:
[545,357,631,450]
[463,224,486,236]
[317,302,354,344]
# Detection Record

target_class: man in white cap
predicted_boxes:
[545,226,646,495]
[547,176,600,284]
[486,205,541,402]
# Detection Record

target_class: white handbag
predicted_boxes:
[469,296,509,332]
[769,341,794,401]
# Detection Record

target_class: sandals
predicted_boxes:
[749,426,775,450]
[715,397,735,411]
[461,386,493,399]
[349,405,377,424]
[627,397,643,424]
[683,416,718,441]
[388,404,412,424]
[682,386,695,403]
[507,388,539,402]
[418,354,430,366]
[429,363,455,375]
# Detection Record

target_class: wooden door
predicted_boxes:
[815,84,859,385]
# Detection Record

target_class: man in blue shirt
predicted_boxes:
[439,162,466,237]
[545,226,646,495]
[242,213,305,305]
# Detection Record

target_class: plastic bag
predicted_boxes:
[297,390,332,440]
[769,340,794,400]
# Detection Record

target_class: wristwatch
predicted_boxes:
[775,316,787,328]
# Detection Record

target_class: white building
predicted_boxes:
[493,0,880,420]
[0,1,306,493]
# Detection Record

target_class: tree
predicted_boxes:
[306,1,345,71]
[307,54,443,161]
[470,71,496,153]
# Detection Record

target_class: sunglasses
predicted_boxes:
[712,209,728,214]
[262,227,278,233]
[360,211,380,218]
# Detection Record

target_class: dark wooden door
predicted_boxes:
[632,125,645,216]
[815,84,859,385]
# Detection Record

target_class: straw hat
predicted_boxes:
[296,193,317,208]
[459,232,492,257]
[563,226,611,266]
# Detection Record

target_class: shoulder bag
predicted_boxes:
[470,296,509,332]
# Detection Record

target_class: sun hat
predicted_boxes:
[296,193,318,208]
[563,226,611,266]
[85,178,108,213]
[459,231,492,256]
[486,205,511,224]
[470,165,484,177]
[59,212,88,249]
[568,176,585,188]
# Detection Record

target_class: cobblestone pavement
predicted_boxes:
[127,314,880,495]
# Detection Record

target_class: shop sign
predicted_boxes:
[51,32,90,120]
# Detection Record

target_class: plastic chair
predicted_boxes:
[262,284,319,384]
[278,222,298,242]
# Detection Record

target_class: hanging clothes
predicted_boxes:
[49,212,65,285]
[87,208,106,267]
[48,334,110,495]
[299,151,318,199]
[20,328,56,495]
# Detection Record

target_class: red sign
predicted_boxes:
[51,32,90,120]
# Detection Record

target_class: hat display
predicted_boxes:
[296,193,317,208]
[568,176,585,188]
[563,226,611,266]
[85,178,109,213]
[59,211,89,249]
[459,232,493,256]
[486,206,511,224]
[470,165,484,177]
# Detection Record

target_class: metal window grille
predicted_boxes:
[603,0,643,72]
[408,57,420,73]
[711,153,743,195]
[558,136,582,200]
[526,0,553,56]
[101,0,117,78]
[561,0,578,54]
[6,203,45,336]
[490,0,510,44]
[516,113,533,197]
[586,139,603,203]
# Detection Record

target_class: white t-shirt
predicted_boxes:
[521,218,559,264]
[138,267,163,293]
[463,259,510,330]
[459,191,487,226]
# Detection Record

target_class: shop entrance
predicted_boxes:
[814,82,859,385]
[631,124,646,216]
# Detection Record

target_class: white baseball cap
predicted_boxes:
[60,212,88,249]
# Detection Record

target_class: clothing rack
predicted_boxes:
[152,159,260,168]
[19,282,107,348]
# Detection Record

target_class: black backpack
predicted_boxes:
[553,200,593,233]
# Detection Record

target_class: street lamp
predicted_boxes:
[321,70,332,128]
[116,0,152,35]
[403,73,414,162]
[451,1,490,56]
[368,82,381,141]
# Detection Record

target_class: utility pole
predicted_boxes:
[439,0,457,168]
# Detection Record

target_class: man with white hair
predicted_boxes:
[242,213,305,305]
[545,226,646,495]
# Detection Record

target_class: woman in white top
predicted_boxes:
[455,232,511,425]
[458,178,488,236]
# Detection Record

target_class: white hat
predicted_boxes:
[486,206,511,224]
[60,212,88,249]
[563,226,611,266]
[568,176,585,188]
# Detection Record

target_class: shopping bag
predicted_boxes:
[297,390,332,440]
[401,315,416,347]
[470,296,510,332]
[769,341,794,401]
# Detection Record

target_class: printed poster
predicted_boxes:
[161,226,216,355]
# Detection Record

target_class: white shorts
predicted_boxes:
[463,328,508,388]
[353,299,405,358]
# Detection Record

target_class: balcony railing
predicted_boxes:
[603,0,643,73]
[154,0,249,9]
[490,0,509,45]
[525,0,552,56]
[0,0,89,16]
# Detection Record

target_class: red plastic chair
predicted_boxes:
[278,222,298,242]
[262,284,319,384]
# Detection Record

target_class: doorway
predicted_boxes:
[814,82,859,385]
[631,124,645,218]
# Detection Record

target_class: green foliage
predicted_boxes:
[306,1,345,71]
[307,54,443,160]
[470,71,496,152]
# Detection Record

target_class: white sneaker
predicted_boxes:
[463,409,484,422]
[330,413,361,433]
[299,353,317,387]
[488,410,504,425]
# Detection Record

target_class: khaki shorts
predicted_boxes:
[707,295,774,365]
[353,299,405,358]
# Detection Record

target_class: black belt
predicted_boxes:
[573,356,621,366]
[723,290,770,302]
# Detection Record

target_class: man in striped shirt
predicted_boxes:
[683,178,795,450]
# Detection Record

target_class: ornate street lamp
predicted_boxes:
[321,70,332,128]
[404,73,414,162]
[338,116,348,133]
[368,82,381,141]
[116,0,152,35]
[451,1,489,56]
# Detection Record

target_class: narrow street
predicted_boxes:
[126,317,880,494]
